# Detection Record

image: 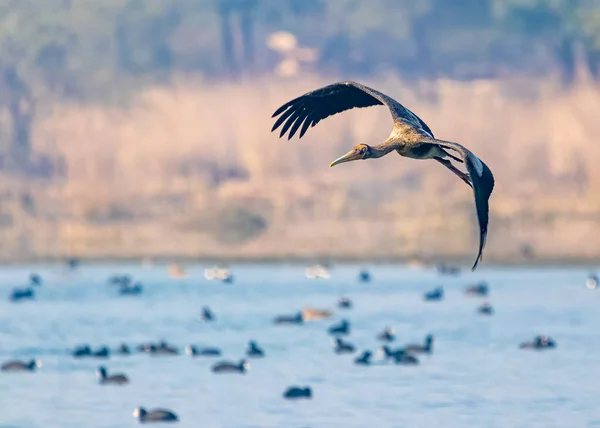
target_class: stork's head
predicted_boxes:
[330,144,372,167]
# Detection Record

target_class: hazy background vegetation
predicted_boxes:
[0,0,599,263]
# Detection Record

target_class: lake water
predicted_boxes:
[0,264,599,428]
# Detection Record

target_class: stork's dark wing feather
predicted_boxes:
[271,81,434,140]
[432,140,495,271]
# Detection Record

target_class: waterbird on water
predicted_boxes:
[271,81,495,270]
[283,386,312,400]
[358,269,371,283]
[117,343,131,355]
[1,359,41,372]
[436,264,461,276]
[465,282,489,296]
[379,346,420,365]
[337,297,352,309]
[393,351,419,365]
[133,407,178,423]
[10,287,34,302]
[119,282,143,296]
[380,345,403,360]
[150,341,179,356]
[212,359,249,374]
[519,335,556,350]
[97,366,129,385]
[376,327,396,342]
[29,273,42,286]
[73,344,92,358]
[424,287,444,301]
[333,337,355,354]
[403,334,434,354]
[92,346,110,358]
[328,319,350,335]
[274,312,304,325]
[185,345,222,357]
[246,340,265,358]
[477,302,494,315]
[354,350,372,365]
[201,306,215,321]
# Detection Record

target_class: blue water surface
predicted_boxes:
[0,263,599,428]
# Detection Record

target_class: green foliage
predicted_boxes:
[0,0,598,102]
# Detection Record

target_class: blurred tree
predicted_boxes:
[0,65,34,170]
[0,0,597,106]
[115,0,179,77]
[217,0,259,76]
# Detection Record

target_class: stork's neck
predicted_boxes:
[370,141,399,159]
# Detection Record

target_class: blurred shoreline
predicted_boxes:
[1,75,600,264]
[0,255,597,268]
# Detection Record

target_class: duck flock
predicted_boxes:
[3,264,584,424]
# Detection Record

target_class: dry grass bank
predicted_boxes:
[0,71,598,263]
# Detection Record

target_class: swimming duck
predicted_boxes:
[424,287,443,301]
[333,337,355,354]
[274,312,304,325]
[136,343,148,353]
[519,335,556,350]
[185,345,221,357]
[393,350,419,365]
[93,346,110,358]
[283,386,312,400]
[403,335,434,354]
[436,264,461,276]
[73,344,92,358]
[211,359,249,374]
[465,282,489,296]
[380,345,403,360]
[133,407,178,423]
[477,302,494,315]
[354,350,372,365]
[328,319,350,336]
[10,287,34,302]
[379,346,419,364]
[246,341,265,358]
[97,366,129,385]
[119,282,143,295]
[337,297,352,309]
[29,273,42,286]
[148,341,179,356]
[358,269,371,283]
[117,344,131,355]
[376,327,395,342]
[1,359,41,372]
[201,307,215,321]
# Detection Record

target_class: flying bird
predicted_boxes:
[271,81,494,270]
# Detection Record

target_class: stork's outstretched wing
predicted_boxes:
[271,81,434,140]
[432,140,495,271]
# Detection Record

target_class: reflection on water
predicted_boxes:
[0,264,599,428]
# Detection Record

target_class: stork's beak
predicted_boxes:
[330,149,361,167]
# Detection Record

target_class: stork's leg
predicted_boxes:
[440,148,463,163]
[435,157,472,188]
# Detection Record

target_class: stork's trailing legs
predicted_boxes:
[435,158,472,188]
